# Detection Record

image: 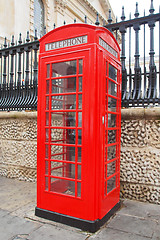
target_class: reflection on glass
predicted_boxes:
[46,80,49,94]
[79,77,82,91]
[45,129,49,142]
[51,146,75,162]
[108,130,116,144]
[108,97,117,112]
[50,178,75,196]
[107,161,116,177]
[78,147,81,162]
[109,64,117,81]
[46,112,49,126]
[78,165,81,180]
[45,161,49,174]
[78,112,82,127]
[78,94,82,109]
[78,130,82,145]
[51,161,75,179]
[47,64,50,78]
[52,60,77,77]
[51,128,76,144]
[51,112,76,127]
[52,78,76,94]
[107,114,116,128]
[77,182,81,197]
[45,145,49,159]
[45,177,48,190]
[108,81,117,96]
[107,145,116,161]
[107,176,116,194]
[46,96,49,110]
[79,59,83,74]
[51,95,76,110]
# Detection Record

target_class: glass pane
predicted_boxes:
[77,182,81,197]
[78,147,81,162]
[108,130,116,144]
[46,96,49,110]
[104,181,107,196]
[50,178,75,196]
[78,130,82,145]
[51,161,75,179]
[45,129,49,142]
[51,95,76,110]
[46,80,49,94]
[45,161,49,174]
[46,64,50,78]
[51,112,76,127]
[51,129,76,144]
[79,77,82,92]
[45,145,49,159]
[108,97,117,112]
[107,161,116,177]
[78,112,82,127]
[108,145,116,161]
[45,177,48,191]
[78,165,81,180]
[79,59,83,74]
[108,114,117,128]
[108,81,117,96]
[52,60,77,77]
[78,94,82,109]
[51,146,75,162]
[46,112,49,126]
[107,176,116,194]
[52,78,76,94]
[109,64,117,81]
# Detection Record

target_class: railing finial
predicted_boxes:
[44,26,46,35]
[18,33,22,45]
[108,9,112,24]
[34,29,38,40]
[149,0,155,14]
[135,2,139,18]
[53,23,56,29]
[121,6,126,21]
[3,37,7,48]
[95,12,100,25]
[85,15,87,24]
[74,19,76,23]
[11,35,15,46]
[26,31,30,43]
[64,21,66,25]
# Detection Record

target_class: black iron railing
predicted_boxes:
[105,0,160,107]
[0,0,160,110]
[0,31,39,111]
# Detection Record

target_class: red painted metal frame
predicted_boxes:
[37,24,121,222]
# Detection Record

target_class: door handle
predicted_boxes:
[102,116,105,125]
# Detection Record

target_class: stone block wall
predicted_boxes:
[0,112,37,182]
[0,109,160,204]
[121,108,160,204]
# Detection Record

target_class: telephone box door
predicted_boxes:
[37,48,96,220]
[100,52,121,218]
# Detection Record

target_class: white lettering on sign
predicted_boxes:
[99,37,118,58]
[45,35,88,51]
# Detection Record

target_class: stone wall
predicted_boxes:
[0,109,160,204]
[0,112,37,182]
[121,108,160,204]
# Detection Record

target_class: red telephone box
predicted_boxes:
[35,24,121,232]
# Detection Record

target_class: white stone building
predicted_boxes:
[0,0,115,43]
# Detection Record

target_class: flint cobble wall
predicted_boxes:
[0,109,160,204]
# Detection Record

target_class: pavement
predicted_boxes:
[0,176,160,240]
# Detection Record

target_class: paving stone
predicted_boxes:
[0,213,41,240]
[152,221,160,240]
[89,228,152,240]
[28,224,88,240]
[119,200,160,221]
[107,214,157,238]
